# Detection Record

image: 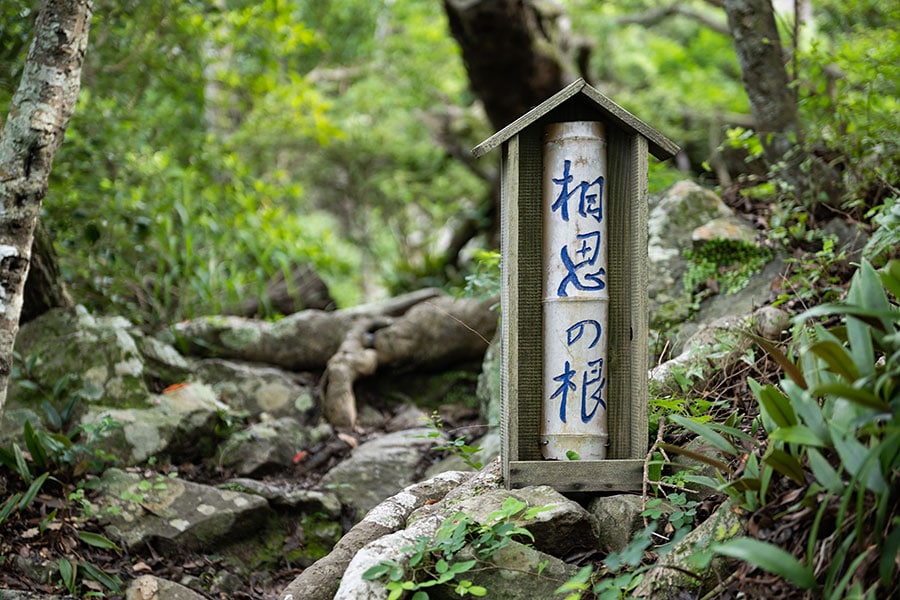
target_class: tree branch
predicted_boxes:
[616,4,730,36]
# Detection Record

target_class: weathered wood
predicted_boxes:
[507,459,644,492]
[487,78,673,491]
[607,131,650,460]
[473,79,679,160]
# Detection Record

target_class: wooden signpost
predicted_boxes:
[473,79,678,492]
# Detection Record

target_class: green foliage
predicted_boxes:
[459,250,501,302]
[363,497,552,599]
[683,238,773,297]
[423,411,483,471]
[554,527,655,600]
[863,197,900,266]
[675,259,900,594]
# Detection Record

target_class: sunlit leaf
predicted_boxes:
[832,433,886,494]
[768,425,827,446]
[669,414,738,456]
[806,448,843,492]
[714,538,815,589]
[807,340,859,382]
[811,382,889,411]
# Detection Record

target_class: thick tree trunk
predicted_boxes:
[722,0,799,169]
[443,0,576,131]
[0,0,92,416]
[443,0,580,246]
[21,219,74,324]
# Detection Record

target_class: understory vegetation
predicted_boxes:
[1,0,898,598]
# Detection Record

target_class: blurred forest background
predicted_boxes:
[1,0,897,329]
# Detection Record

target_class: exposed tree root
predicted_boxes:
[172,289,497,429]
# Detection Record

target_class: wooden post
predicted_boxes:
[474,79,678,492]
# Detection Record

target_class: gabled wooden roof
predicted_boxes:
[472,78,679,160]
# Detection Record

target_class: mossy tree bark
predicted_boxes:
[0,0,93,417]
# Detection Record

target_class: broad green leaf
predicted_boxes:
[80,563,122,593]
[781,380,830,444]
[58,558,76,592]
[13,443,32,484]
[19,471,49,510]
[0,493,22,523]
[449,559,477,575]
[880,260,900,299]
[880,523,900,586]
[77,531,121,551]
[23,421,49,470]
[41,400,62,431]
[807,448,843,492]
[832,433,886,494]
[796,304,895,332]
[762,447,805,484]
[714,538,815,589]
[669,414,738,456]
[752,380,798,430]
[0,446,18,472]
[768,425,827,446]
[811,382,889,412]
[807,340,859,382]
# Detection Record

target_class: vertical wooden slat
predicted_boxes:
[500,137,519,482]
[517,126,544,461]
[607,131,649,460]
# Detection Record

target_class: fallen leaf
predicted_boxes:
[132,560,153,573]
[21,527,40,539]
[337,432,358,448]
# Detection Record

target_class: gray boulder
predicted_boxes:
[96,468,270,552]
[216,418,332,475]
[648,181,734,320]
[320,428,440,519]
[81,382,227,464]
[193,358,318,422]
[588,494,647,551]
[452,485,602,557]
[124,575,208,600]
[9,306,152,419]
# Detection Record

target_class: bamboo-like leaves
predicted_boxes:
[714,538,815,590]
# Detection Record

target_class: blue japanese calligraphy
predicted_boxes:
[550,361,577,422]
[550,159,605,223]
[581,358,606,422]
[557,231,606,297]
[566,320,602,348]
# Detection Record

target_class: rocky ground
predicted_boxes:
[0,181,882,599]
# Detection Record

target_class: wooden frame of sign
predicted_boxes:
[473,79,679,492]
